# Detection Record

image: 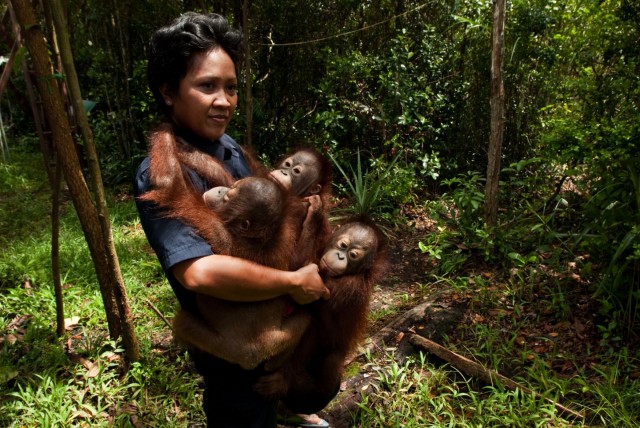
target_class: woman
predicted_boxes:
[134,12,330,427]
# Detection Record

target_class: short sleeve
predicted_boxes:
[134,157,213,272]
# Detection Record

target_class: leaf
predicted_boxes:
[6,334,19,345]
[0,367,19,383]
[65,316,81,330]
[71,410,92,420]
[86,363,100,378]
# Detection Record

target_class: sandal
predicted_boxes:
[277,412,330,427]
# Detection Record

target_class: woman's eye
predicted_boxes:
[226,84,238,94]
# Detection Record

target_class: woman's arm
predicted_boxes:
[173,254,330,304]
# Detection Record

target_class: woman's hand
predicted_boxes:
[288,263,330,304]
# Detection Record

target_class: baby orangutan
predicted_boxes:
[171,176,315,369]
[202,146,333,269]
[254,220,386,414]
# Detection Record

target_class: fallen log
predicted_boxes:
[409,334,584,420]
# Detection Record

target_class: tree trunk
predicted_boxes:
[6,4,55,184]
[242,0,253,149]
[10,0,129,349]
[47,0,139,362]
[484,0,506,230]
[51,159,65,336]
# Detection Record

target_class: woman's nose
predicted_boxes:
[212,90,231,107]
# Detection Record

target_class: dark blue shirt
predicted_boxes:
[134,129,251,313]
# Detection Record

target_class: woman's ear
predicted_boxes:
[159,84,173,106]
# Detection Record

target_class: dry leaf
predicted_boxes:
[6,334,17,345]
[65,316,81,330]
[71,410,92,419]
[472,313,485,324]
[7,315,31,330]
[23,278,32,290]
[79,357,93,370]
[86,364,100,378]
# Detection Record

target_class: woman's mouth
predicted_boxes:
[209,115,228,123]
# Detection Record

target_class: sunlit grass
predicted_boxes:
[353,351,602,427]
[0,151,202,427]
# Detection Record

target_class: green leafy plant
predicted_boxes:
[328,150,401,221]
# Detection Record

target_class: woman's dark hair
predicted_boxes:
[147,12,243,115]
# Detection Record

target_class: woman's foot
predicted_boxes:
[277,412,329,427]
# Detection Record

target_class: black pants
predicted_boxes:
[190,349,278,428]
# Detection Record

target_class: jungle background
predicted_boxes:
[1,0,639,426]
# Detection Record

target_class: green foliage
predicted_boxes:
[531,0,640,329]
[0,152,51,244]
[442,171,486,230]
[329,150,409,222]
[417,171,489,273]
[310,16,478,185]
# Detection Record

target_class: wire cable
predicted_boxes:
[262,1,434,47]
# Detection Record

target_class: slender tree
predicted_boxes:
[50,159,65,336]
[242,0,253,148]
[484,0,506,230]
[11,0,139,362]
[6,2,64,334]
[47,0,139,361]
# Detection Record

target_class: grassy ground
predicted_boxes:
[0,151,206,427]
[1,150,639,427]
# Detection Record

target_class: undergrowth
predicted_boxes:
[1,152,639,427]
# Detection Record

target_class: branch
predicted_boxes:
[145,299,174,333]
[409,334,584,420]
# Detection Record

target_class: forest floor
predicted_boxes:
[314,206,640,427]
[2,153,637,426]
[367,209,612,373]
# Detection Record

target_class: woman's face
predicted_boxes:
[163,48,238,141]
